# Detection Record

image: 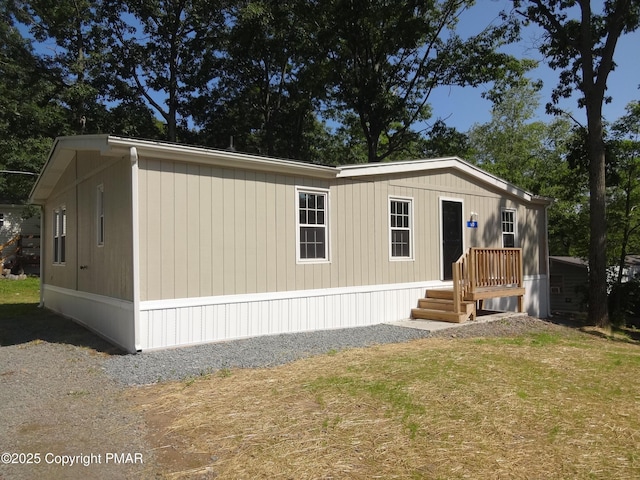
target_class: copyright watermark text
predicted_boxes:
[1,452,143,466]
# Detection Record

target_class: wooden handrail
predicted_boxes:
[452,248,523,314]
[470,248,523,288]
[452,249,470,314]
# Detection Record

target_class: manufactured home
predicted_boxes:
[29,135,552,352]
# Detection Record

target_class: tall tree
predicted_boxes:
[467,78,580,256]
[97,0,226,141]
[468,78,549,190]
[193,0,328,159]
[514,0,640,328]
[421,120,471,159]
[608,101,640,319]
[317,0,527,163]
[467,78,578,191]
[15,0,104,133]
[0,5,69,202]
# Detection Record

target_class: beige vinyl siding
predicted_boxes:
[76,153,133,300]
[42,152,133,300]
[43,157,77,289]
[138,158,546,301]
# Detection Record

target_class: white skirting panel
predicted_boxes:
[43,285,136,353]
[138,281,448,351]
[482,275,549,318]
[42,276,550,353]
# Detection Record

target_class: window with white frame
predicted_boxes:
[501,209,516,248]
[389,197,413,259]
[97,184,104,246]
[0,212,4,227]
[550,274,563,294]
[53,207,66,264]
[297,188,329,261]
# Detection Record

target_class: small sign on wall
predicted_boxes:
[466,221,478,228]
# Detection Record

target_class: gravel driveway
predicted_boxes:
[1,307,564,480]
[0,309,156,480]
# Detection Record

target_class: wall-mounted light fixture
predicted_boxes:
[470,212,478,222]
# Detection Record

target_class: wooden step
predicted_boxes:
[411,308,468,323]
[417,298,475,314]
[425,288,454,300]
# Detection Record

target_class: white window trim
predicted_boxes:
[97,184,105,246]
[501,208,517,248]
[295,186,330,264]
[0,212,4,228]
[388,196,414,261]
[53,206,66,265]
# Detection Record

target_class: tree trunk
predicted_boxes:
[586,104,609,328]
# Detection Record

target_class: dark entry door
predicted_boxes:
[441,200,463,280]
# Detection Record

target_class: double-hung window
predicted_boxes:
[389,197,413,259]
[97,184,105,246]
[0,213,4,227]
[501,209,516,248]
[53,207,66,264]
[297,187,329,262]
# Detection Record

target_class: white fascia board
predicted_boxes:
[29,135,114,204]
[337,156,461,177]
[105,136,337,179]
[30,135,338,205]
[337,156,552,205]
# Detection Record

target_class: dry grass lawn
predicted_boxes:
[130,328,640,479]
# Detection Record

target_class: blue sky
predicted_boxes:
[18,1,638,135]
[428,0,640,132]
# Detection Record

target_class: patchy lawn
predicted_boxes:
[0,277,119,351]
[132,327,640,479]
[0,276,39,304]
[3,279,640,478]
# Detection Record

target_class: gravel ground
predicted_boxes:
[0,342,156,480]
[1,311,566,479]
[103,315,559,386]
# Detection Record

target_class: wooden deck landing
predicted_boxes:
[411,248,525,323]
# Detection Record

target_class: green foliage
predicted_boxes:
[422,120,471,159]
[191,0,334,161]
[466,78,586,256]
[606,101,640,323]
[96,0,227,142]
[514,0,640,328]
[0,11,67,201]
[609,277,640,327]
[317,0,528,162]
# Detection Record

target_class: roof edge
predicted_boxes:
[337,156,552,205]
[29,135,554,208]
